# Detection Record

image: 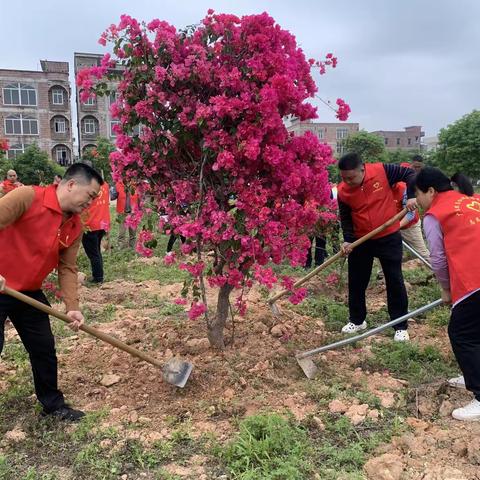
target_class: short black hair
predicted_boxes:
[451,172,474,196]
[411,154,424,163]
[63,163,103,186]
[338,152,363,170]
[414,167,452,193]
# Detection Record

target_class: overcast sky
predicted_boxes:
[1,0,479,137]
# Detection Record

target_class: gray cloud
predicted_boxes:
[1,0,479,136]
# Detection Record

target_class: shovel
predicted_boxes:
[267,208,409,311]
[3,286,193,388]
[296,298,443,379]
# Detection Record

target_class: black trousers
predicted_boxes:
[0,290,65,412]
[347,231,408,330]
[305,236,327,268]
[82,230,106,282]
[449,290,480,401]
[166,234,186,253]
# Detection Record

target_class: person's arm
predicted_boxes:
[383,164,416,198]
[399,190,415,227]
[338,199,356,243]
[58,235,82,312]
[423,214,450,292]
[0,186,35,229]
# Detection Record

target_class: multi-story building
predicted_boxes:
[287,118,360,156]
[0,60,74,164]
[74,52,121,157]
[371,126,424,151]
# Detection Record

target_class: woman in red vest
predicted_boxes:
[81,182,111,283]
[416,167,480,421]
[337,153,416,342]
[0,163,103,421]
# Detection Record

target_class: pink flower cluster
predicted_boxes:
[135,230,155,257]
[336,98,351,121]
[78,11,346,312]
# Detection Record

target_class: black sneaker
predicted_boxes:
[42,405,85,422]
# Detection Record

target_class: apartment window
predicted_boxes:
[52,88,64,105]
[54,116,66,134]
[317,129,324,140]
[336,143,345,155]
[83,96,96,106]
[7,143,25,159]
[83,117,97,134]
[336,128,348,139]
[396,138,400,145]
[55,145,69,164]
[384,138,389,145]
[109,91,118,106]
[408,138,412,145]
[415,136,419,142]
[3,83,37,106]
[110,120,120,137]
[5,114,38,135]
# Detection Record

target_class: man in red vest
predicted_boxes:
[81,181,111,283]
[0,163,103,421]
[0,169,23,198]
[337,153,417,342]
[416,167,480,420]
[115,180,138,249]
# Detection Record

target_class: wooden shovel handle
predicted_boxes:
[3,286,163,368]
[267,208,408,304]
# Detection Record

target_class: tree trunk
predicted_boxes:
[207,283,234,349]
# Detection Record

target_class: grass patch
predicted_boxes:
[360,341,457,385]
[221,413,313,479]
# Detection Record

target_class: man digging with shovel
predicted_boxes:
[0,163,103,422]
[337,153,417,342]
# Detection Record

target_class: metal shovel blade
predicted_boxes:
[162,357,193,388]
[270,302,281,317]
[296,355,319,379]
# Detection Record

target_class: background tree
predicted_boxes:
[14,145,64,185]
[433,110,480,178]
[342,130,387,163]
[386,148,422,164]
[78,11,346,349]
[81,137,115,182]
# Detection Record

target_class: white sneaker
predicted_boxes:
[448,375,466,389]
[341,321,367,334]
[393,329,410,342]
[452,399,480,421]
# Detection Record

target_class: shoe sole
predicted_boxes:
[452,414,480,421]
[448,381,466,390]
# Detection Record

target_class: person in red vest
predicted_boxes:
[0,163,103,421]
[115,180,138,249]
[392,182,430,261]
[81,181,111,283]
[337,153,417,342]
[415,167,480,421]
[0,169,23,198]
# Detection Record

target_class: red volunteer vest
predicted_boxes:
[82,183,111,231]
[427,190,480,303]
[1,180,23,194]
[115,181,138,214]
[0,185,82,291]
[392,182,419,229]
[338,163,399,239]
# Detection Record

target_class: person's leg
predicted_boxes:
[95,230,106,282]
[8,291,65,413]
[449,291,480,420]
[377,232,408,331]
[128,227,137,249]
[401,222,430,262]
[347,241,374,325]
[167,234,177,253]
[314,236,327,267]
[82,231,103,282]
[117,214,127,248]
[304,237,313,269]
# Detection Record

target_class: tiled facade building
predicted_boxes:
[74,52,120,157]
[0,60,74,164]
[287,118,360,156]
[371,126,424,151]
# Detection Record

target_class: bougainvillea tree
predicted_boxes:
[77,11,349,349]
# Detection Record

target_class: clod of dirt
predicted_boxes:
[100,374,121,387]
[3,429,27,444]
[419,465,468,480]
[345,403,369,425]
[466,437,480,465]
[328,399,349,414]
[363,453,404,480]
